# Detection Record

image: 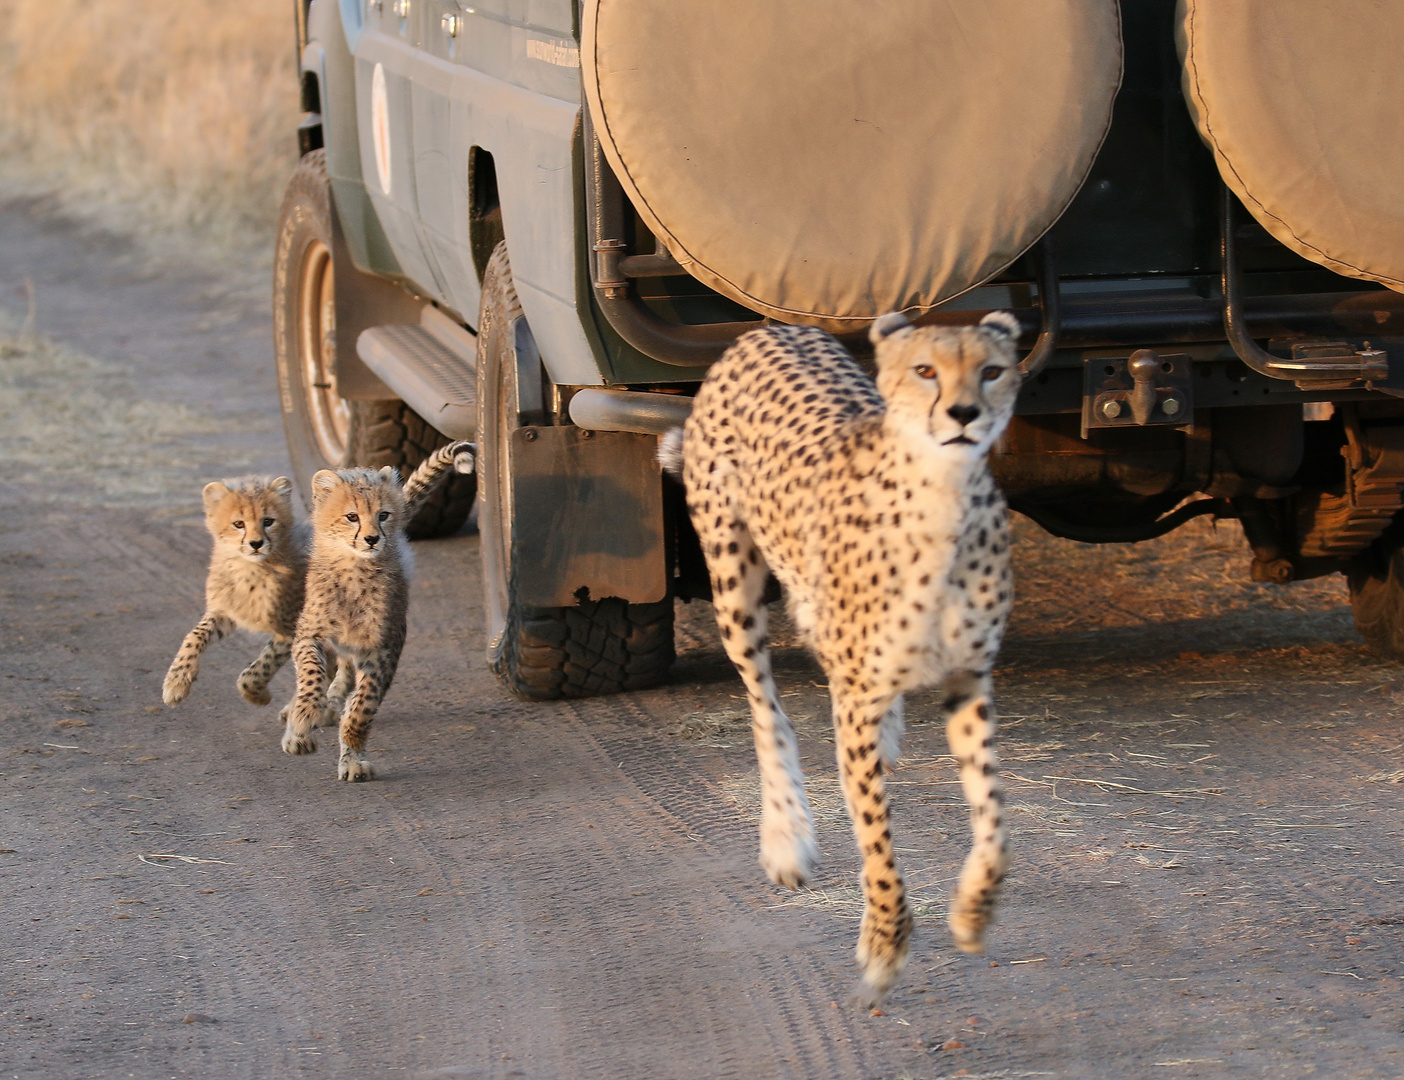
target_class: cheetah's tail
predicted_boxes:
[401,440,476,519]
[657,427,684,478]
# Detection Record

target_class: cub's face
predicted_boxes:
[871,311,1021,456]
[311,467,404,560]
[203,477,295,562]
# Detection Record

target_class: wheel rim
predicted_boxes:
[297,239,350,464]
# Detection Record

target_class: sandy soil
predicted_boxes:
[4,196,1404,1079]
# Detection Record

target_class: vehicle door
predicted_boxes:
[353,0,453,302]
[404,0,579,328]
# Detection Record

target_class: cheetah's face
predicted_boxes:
[311,467,405,559]
[870,311,1021,455]
[203,476,295,562]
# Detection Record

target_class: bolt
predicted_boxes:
[1161,396,1182,417]
[1100,398,1123,420]
[580,428,594,439]
[522,428,537,442]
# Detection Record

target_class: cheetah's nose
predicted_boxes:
[947,404,981,425]
[364,535,380,548]
[248,539,264,551]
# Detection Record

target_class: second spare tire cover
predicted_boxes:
[1179,1,1404,290]
[582,1,1122,331]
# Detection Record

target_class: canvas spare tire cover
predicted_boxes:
[1179,1,1404,291]
[582,1,1122,330]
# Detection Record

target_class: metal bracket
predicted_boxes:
[1081,349,1193,438]
[1222,185,1388,386]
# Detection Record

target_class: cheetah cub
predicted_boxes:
[282,442,474,781]
[163,476,310,711]
[678,311,1020,998]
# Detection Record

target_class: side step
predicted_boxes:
[355,307,477,439]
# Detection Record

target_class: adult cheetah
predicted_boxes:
[674,310,1020,998]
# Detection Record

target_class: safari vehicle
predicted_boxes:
[275,0,1404,699]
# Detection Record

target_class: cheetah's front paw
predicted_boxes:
[855,907,911,999]
[338,747,375,782]
[947,894,994,955]
[759,811,818,889]
[162,668,193,707]
[281,729,317,755]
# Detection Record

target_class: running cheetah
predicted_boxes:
[280,442,473,781]
[675,311,1020,998]
[165,444,472,735]
[162,475,310,710]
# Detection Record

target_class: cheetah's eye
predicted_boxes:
[232,520,245,529]
[261,517,274,528]
[981,365,1005,382]
[345,513,359,523]
[914,365,936,380]
[378,511,390,522]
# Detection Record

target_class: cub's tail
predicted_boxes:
[657,427,685,478]
[402,440,476,520]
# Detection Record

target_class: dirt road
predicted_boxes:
[5,197,1404,1079]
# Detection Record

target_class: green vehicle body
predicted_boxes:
[286,0,1404,672]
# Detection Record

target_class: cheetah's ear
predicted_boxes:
[311,470,341,505]
[270,476,293,499]
[978,310,1022,345]
[379,465,399,486]
[201,481,229,512]
[869,311,912,345]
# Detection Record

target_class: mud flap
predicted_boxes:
[510,426,667,607]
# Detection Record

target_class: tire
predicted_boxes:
[476,242,674,700]
[272,149,476,539]
[1348,539,1404,659]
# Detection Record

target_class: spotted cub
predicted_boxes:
[164,444,472,732]
[677,311,1020,999]
[163,476,310,711]
[282,468,412,781]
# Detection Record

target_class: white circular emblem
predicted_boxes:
[371,62,392,196]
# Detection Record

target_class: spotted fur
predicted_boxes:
[162,476,318,712]
[401,440,476,520]
[283,467,411,781]
[679,310,1021,998]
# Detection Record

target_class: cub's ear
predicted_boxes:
[201,481,229,512]
[311,470,341,504]
[379,465,399,485]
[869,311,912,345]
[978,310,1022,345]
[270,476,293,499]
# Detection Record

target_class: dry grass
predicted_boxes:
[0,312,266,507]
[0,0,297,264]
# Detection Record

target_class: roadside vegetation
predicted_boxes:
[0,0,297,264]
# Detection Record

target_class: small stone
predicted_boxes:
[181,1013,216,1025]
[941,1039,965,1050]
[869,1008,884,1017]
[988,960,998,967]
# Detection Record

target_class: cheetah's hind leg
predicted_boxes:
[941,670,1008,954]
[320,648,354,728]
[704,519,817,888]
[879,694,905,772]
[237,638,292,707]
